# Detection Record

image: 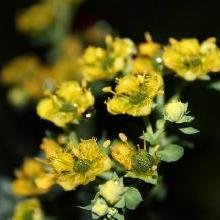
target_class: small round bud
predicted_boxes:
[107,208,118,217]
[99,180,124,204]
[103,140,111,148]
[119,133,127,142]
[164,100,187,122]
[92,198,108,217]
[132,150,154,173]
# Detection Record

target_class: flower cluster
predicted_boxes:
[6,1,220,218]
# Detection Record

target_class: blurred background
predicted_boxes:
[0,0,220,219]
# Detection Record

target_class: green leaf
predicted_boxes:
[179,127,199,134]
[157,144,184,162]
[124,187,143,210]
[156,119,165,130]
[141,129,164,145]
[199,75,211,81]
[77,205,92,211]
[114,197,125,208]
[209,81,220,91]
[115,213,125,220]
[177,116,195,123]
[125,171,158,185]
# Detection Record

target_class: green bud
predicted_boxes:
[132,150,154,173]
[92,198,108,217]
[107,208,118,217]
[99,180,124,204]
[164,100,187,122]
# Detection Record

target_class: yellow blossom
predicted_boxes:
[163,37,220,81]
[80,36,136,81]
[111,139,158,183]
[12,158,53,196]
[40,138,111,191]
[1,55,40,85]
[111,141,135,170]
[132,57,156,74]
[37,81,94,127]
[105,72,163,116]
[16,2,55,35]
[138,33,161,58]
[132,34,162,74]
[12,198,44,220]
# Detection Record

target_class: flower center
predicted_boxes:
[129,92,146,104]
[132,150,154,173]
[184,57,202,68]
[74,159,90,173]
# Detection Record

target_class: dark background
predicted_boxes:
[0,0,220,219]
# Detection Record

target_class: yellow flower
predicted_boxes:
[105,72,163,116]
[111,141,135,170]
[132,57,156,74]
[80,36,136,81]
[111,138,158,183]
[99,180,124,204]
[1,55,40,85]
[12,158,53,196]
[16,2,55,35]
[132,34,162,74]
[12,198,44,220]
[37,81,94,127]
[138,33,161,58]
[163,37,220,81]
[40,138,111,191]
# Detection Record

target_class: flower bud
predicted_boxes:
[92,198,108,217]
[164,100,187,122]
[99,180,124,204]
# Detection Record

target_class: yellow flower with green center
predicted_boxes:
[80,35,136,81]
[105,72,163,116]
[163,37,220,81]
[111,140,158,183]
[12,158,53,196]
[16,2,55,35]
[40,138,111,191]
[37,81,94,127]
[12,198,44,220]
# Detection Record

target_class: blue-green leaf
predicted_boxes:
[157,144,184,162]
[179,127,199,134]
[124,187,143,210]
[209,81,220,91]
